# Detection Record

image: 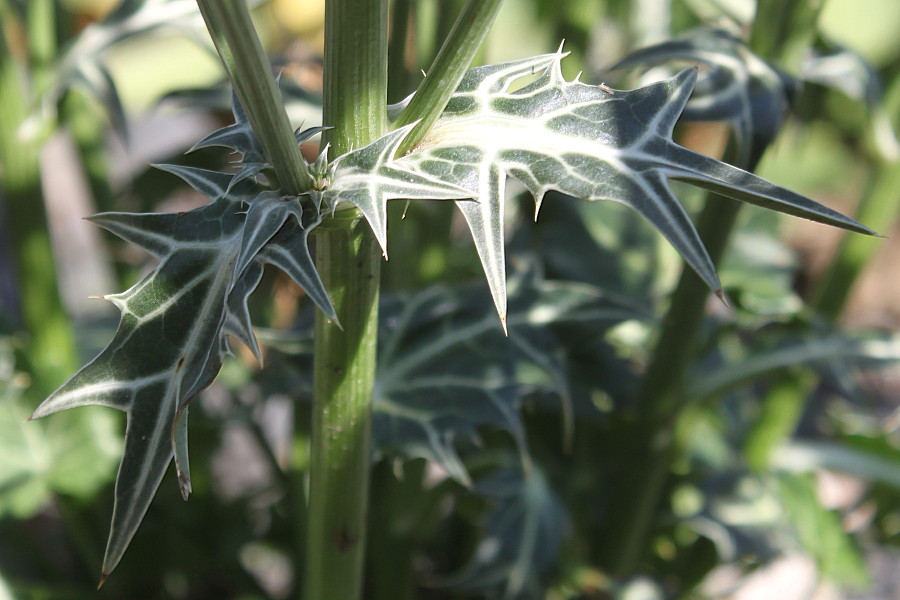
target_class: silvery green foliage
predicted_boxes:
[31,51,872,580]
[610,28,795,166]
[30,172,334,580]
[398,50,871,326]
[374,274,643,485]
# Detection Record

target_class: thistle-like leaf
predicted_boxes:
[374,276,642,485]
[441,467,567,599]
[29,190,333,581]
[398,51,874,322]
[190,91,273,191]
[323,123,477,255]
[610,28,795,166]
[30,199,245,580]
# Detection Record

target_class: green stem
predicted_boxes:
[608,189,743,576]
[743,372,816,471]
[812,164,900,320]
[304,2,388,599]
[306,216,382,600]
[195,0,309,196]
[393,0,503,155]
[322,0,389,157]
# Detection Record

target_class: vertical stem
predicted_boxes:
[196,0,310,196]
[322,0,388,157]
[307,217,382,600]
[812,164,900,319]
[305,2,387,599]
[608,189,743,576]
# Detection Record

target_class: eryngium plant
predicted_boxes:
[32,48,874,580]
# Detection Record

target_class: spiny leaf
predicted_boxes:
[374,276,642,485]
[611,28,794,166]
[322,122,476,256]
[191,90,265,160]
[396,51,874,323]
[31,199,246,579]
[441,467,567,599]
[30,190,333,580]
[153,163,239,201]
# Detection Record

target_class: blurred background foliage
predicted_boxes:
[0,0,898,599]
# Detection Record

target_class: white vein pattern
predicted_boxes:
[396,51,872,325]
[372,278,639,487]
[31,178,335,579]
[322,123,475,256]
[611,28,791,166]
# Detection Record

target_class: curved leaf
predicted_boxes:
[611,28,795,166]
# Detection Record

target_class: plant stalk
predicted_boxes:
[304,2,388,599]
[393,0,503,155]
[195,0,309,196]
[608,188,743,576]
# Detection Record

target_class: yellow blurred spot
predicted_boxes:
[61,0,119,20]
[272,0,325,36]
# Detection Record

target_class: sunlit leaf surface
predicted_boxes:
[394,51,872,324]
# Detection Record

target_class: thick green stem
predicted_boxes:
[306,217,382,599]
[393,0,503,154]
[812,164,900,319]
[304,2,388,599]
[195,0,309,196]
[322,0,389,157]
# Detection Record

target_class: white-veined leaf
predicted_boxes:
[440,467,567,599]
[30,191,334,582]
[31,199,245,581]
[374,276,644,485]
[611,28,794,166]
[393,51,872,324]
[322,123,476,256]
